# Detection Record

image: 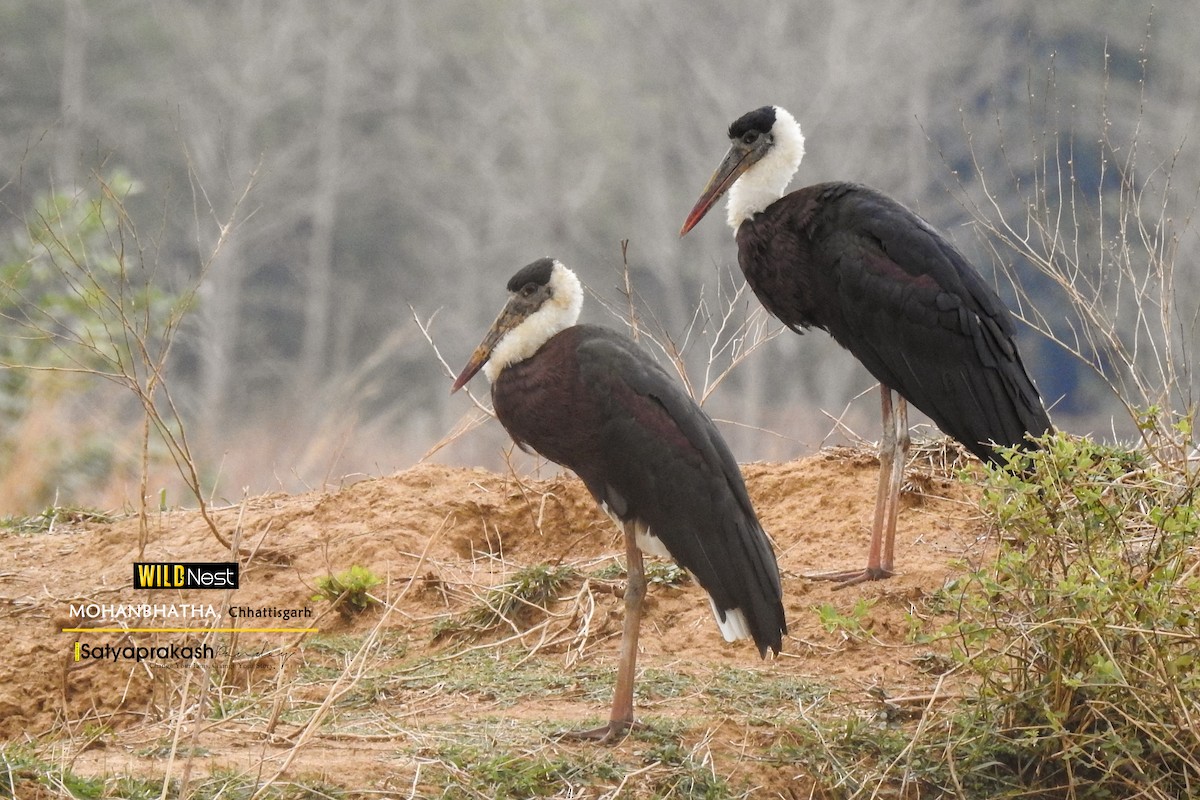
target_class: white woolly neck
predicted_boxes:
[726,107,805,231]
[483,261,583,382]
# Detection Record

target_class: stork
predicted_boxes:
[452,257,786,741]
[680,106,1052,586]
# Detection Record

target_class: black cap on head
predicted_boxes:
[507,257,556,292]
[728,106,776,140]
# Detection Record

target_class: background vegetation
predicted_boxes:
[2,2,1198,512]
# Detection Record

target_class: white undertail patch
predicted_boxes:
[634,526,673,560]
[483,261,584,382]
[726,106,806,232]
[709,598,751,643]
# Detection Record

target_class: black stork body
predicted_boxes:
[452,257,786,741]
[680,106,1053,586]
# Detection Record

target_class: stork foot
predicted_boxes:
[803,566,894,589]
[555,719,638,744]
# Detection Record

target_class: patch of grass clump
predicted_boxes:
[705,666,826,713]
[304,632,407,659]
[0,744,348,799]
[425,724,737,799]
[392,648,604,707]
[816,596,876,641]
[0,505,114,533]
[433,562,577,639]
[640,740,733,799]
[593,558,691,587]
[0,744,149,799]
[432,742,622,798]
[312,564,382,616]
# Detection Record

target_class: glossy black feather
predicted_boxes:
[737,182,1052,463]
[491,324,786,656]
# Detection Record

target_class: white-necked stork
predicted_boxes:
[680,106,1053,586]
[452,257,786,741]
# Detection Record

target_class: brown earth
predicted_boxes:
[0,446,992,798]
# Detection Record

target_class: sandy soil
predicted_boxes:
[0,446,991,797]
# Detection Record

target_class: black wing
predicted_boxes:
[746,183,1052,463]
[576,328,785,656]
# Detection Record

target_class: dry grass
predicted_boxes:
[13,434,1195,798]
[0,445,993,799]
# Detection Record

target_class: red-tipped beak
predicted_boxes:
[450,345,489,393]
[680,144,756,236]
[450,300,527,393]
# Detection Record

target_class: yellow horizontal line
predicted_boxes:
[62,628,319,634]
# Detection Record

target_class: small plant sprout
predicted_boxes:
[816,597,876,641]
[313,565,383,616]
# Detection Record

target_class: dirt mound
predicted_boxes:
[0,449,988,795]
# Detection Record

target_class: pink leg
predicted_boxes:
[878,392,908,577]
[805,386,908,587]
[559,521,644,742]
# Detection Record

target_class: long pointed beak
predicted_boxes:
[679,144,755,237]
[450,300,526,393]
[450,338,494,393]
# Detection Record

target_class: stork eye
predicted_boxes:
[520,283,538,298]
[742,131,760,145]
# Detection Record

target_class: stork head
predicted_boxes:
[451,257,583,392]
[680,106,805,236]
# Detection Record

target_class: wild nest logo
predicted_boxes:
[62,561,317,666]
[132,562,239,589]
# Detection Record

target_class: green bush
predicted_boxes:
[940,433,1200,797]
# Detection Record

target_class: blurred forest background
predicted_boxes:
[1,1,1197,514]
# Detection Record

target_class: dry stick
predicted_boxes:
[118,169,254,551]
[511,588,595,667]
[874,673,950,796]
[410,304,493,417]
[95,178,156,560]
[396,510,454,603]
[564,578,600,669]
[420,406,492,462]
[619,238,640,342]
[958,92,1197,466]
[257,597,350,733]
[3,176,254,794]
[262,649,295,738]
[248,585,399,799]
[411,304,497,462]
[152,381,233,549]
[696,281,784,406]
[137,410,153,558]
[157,642,195,798]
[166,491,248,800]
[159,167,257,548]
[593,244,783,408]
